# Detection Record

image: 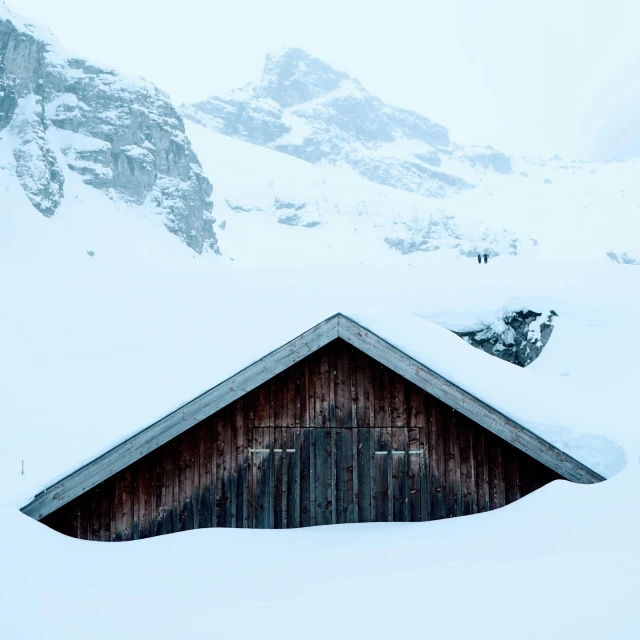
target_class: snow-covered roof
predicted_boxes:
[22,312,618,522]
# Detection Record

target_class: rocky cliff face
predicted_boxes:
[0,3,217,253]
[456,310,557,367]
[183,48,513,200]
[0,14,64,217]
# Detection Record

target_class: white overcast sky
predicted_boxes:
[8,0,640,160]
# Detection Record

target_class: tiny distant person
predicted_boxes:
[483,253,488,264]
[477,253,481,264]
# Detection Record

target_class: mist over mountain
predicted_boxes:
[182,47,513,199]
[1,4,639,267]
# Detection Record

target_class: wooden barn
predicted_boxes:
[22,313,604,540]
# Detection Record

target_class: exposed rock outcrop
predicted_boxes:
[607,250,639,265]
[456,310,557,367]
[0,4,217,253]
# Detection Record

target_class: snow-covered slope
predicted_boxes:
[183,48,640,265]
[0,1,217,253]
[185,121,523,264]
[184,119,640,265]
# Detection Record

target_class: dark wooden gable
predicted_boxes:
[42,339,560,539]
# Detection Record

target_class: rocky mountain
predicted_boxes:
[3,7,639,267]
[0,2,217,253]
[183,48,640,264]
[182,47,513,200]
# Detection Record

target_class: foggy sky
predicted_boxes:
[8,0,640,160]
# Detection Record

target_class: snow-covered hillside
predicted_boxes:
[182,47,640,265]
[185,118,640,265]
[185,121,523,264]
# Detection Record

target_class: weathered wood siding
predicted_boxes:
[42,339,560,539]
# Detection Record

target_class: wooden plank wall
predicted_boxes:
[41,340,561,540]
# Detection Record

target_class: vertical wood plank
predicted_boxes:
[114,472,123,541]
[131,467,140,541]
[445,408,461,518]
[408,386,425,522]
[428,396,446,521]
[357,427,372,523]
[300,364,312,526]
[246,392,255,528]
[285,427,299,527]
[335,347,354,523]
[458,416,476,516]
[350,346,359,523]
[272,374,283,529]
[307,355,316,527]
[313,426,330,525]
[504,444,520,505]
[372,427,390,522]
[124,467,134,540]
[475,429,490,513]
[300,426,311,527]
[195,420,212,529]
[192,426,200,530]
[247,423,255,529]
[252,427,272,529]
[71,500,81,540]
[355,351,373,523]
[101,479,112,541]
[518,452,537,499]
[391,376,408,522]
[489,436,506,510]
[214,414,226,527]
[136,457,152,539]
[328,346,337,525]
[235,399,247,529]
[419,424,429,521]
[313,349,332,525]
[373,364,392,521]
[88,489,99,541]
[266,428,274,529]
[284,367,296,527]
[228,408,237,528]
[154,447,165,536]
[177,429,195,532]
[273,423,284,529]
[115,467,134,541]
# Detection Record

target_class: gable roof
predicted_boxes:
[22,313,604,521]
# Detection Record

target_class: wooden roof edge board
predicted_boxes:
[21,312,604,522]
[21,314,341,521]
[336,314,605,485]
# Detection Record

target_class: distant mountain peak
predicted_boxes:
[259,47,361,108]
[182,48,518,203]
